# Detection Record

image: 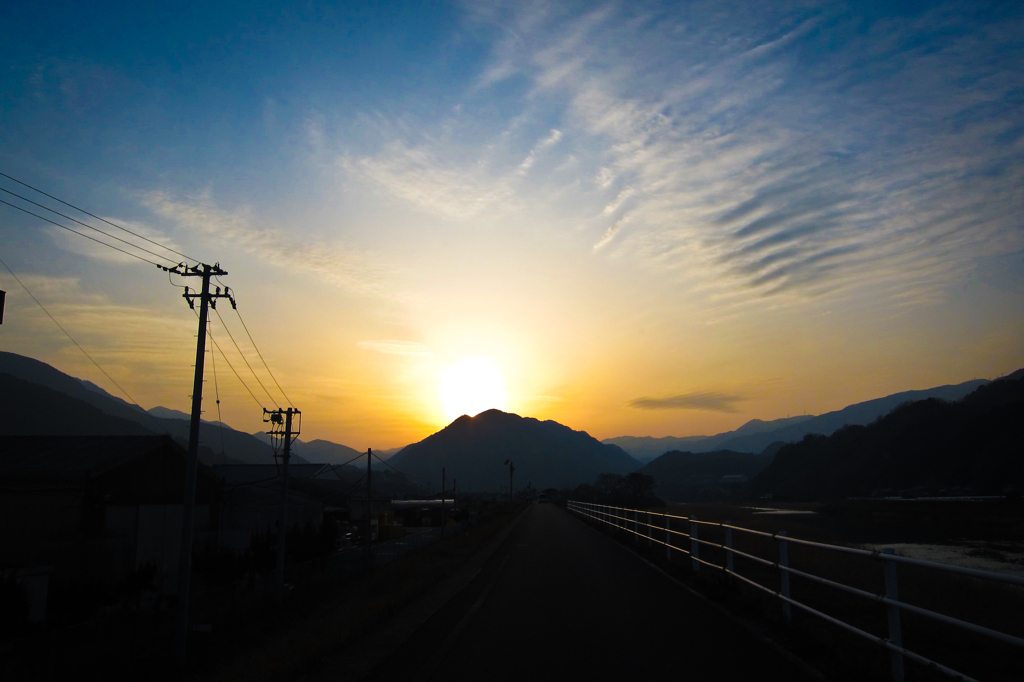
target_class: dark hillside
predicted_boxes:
[0,372,151,436]
[750,372,1024,500]
[640,448,774,501]
[715,379,989,454]
[0,352,282,464]
[0,351,150,424]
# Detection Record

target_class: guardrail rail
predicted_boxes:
[567,500,1024,682]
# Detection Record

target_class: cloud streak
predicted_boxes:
[629,391,745,413]
[143,191,400,300]
[363,0,1024,313]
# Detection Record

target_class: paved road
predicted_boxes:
[368,503,816,681]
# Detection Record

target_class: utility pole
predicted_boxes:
[504,459,515,505]
[440,467,446,538]
[168,262,231,665]
[365,448,373,566]
[264,406,300,604]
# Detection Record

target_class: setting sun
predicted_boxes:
[439,358,509,421]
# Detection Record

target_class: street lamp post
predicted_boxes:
[503,459,515,505]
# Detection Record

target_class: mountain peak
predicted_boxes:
[392,410,637,491]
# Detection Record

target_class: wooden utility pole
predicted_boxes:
[264,406,300,604]
[169,262,231,664]
[365,448,373,566]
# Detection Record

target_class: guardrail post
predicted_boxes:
[883,548,905,682]
[646,512,652,546]
[690,516,700,574]
[778,531,791,624]
[725,523,734,575]
[666,516,672,561]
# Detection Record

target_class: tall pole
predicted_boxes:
[273,408,295,604]
[171,262,230,664]
[504,459,515,505]
[365,448,373,566]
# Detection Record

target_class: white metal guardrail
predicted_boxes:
[567,500,1024,682]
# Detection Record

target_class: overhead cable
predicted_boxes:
[0,253,169,434]
[199,309,266,410]
[213,308,280,409]
[0,187,178,265]
[233,303,294,407]
[0,199,166,267]
[207,322,228,457]
[0,170,199,262]
[372,450,427,479]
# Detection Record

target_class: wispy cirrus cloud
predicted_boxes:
[340,124,566,222]
[351,0,1024,312]
[142,191,400,300]
[629,391,745,413]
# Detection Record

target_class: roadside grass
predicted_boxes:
[577,502,1024,682]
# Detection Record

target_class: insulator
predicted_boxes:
[215,287,220,294]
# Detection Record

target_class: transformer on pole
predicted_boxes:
[264,406,301,604]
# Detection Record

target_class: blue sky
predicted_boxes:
[1,1,1022,447]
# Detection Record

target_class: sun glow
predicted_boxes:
[439,358,509,421]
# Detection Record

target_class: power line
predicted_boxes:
[199,310,266,410]
[0,199,166,267]
[0,254,169,434]
[0,187,179,265]
[0,170,199,262]
[233,303,293,407]
[213,307,280,409]
[372,450,428,480]
[207,322,227,457]
[312,452,367,472]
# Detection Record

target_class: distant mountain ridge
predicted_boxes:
[605,379,988,459]
[0,352,280,464]
[605,415,813,460]
[0,351,384,466]
[750,371,1024,499]
[390,409,638,492]
[252,432,364,466]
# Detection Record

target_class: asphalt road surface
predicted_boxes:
[367,503,817,681]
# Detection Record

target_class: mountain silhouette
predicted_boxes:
[252,432,364,465]
[389,409,638,492]
[750,372,1024,500]
[0,372,151,436]
[639,446,776,501]
[604,415,813,460]
[605,379,988,458]
[0,352,284,464]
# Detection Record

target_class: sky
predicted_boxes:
[1,0,1022,450]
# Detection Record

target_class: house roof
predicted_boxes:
[0,435,181,483]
